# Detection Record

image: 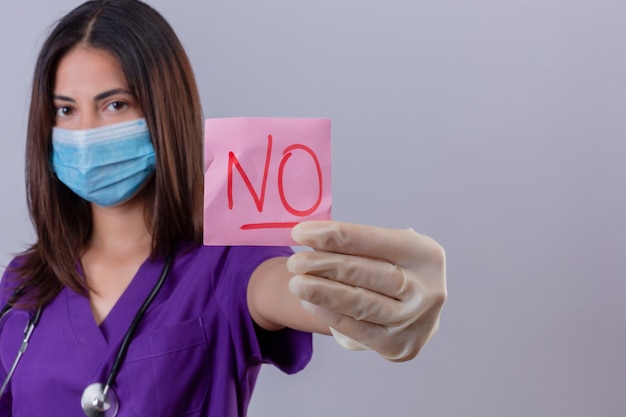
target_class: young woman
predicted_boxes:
[0,1,446,416]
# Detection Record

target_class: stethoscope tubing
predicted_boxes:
[0,249,174,414]
[0,296,42,397]
[103,250,173,391]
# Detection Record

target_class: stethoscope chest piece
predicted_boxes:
[81,383,119,417]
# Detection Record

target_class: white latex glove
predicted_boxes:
[287,221,447,362]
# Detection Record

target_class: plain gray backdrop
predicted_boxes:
[1,1,625,416]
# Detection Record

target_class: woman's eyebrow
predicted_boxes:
[94,88,133,101]
[52,94,75,102]
[52,88,133,103]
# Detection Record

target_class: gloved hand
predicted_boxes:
[287,221,447,362]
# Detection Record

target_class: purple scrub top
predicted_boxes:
[0,244,312,417]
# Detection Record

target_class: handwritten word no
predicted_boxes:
[227,135,322,230]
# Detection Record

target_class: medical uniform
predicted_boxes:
[0,244,312,417]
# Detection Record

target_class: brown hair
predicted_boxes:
[8,0,203,308]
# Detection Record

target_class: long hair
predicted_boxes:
[9,0,203,308]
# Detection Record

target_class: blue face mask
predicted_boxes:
[51,118,156,207]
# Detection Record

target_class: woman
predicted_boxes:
[0,0,446,416]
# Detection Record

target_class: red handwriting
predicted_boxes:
[228,135,272,212]
[240,222,299,230]
[227,134,323,229]
[278,144,323,216]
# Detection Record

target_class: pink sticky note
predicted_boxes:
[203,117,332,246]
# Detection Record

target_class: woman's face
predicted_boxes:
[53,46,144,130]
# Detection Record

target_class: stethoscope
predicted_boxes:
[0,251,173,416]
[0,295,42,398]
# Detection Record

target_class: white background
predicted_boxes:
[1,1,625,416]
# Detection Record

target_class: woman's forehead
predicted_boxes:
[54,47,129,96]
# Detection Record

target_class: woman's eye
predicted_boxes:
[106,101,128,111]
[55,106,73,118]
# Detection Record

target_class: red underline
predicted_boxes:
[241,222,299,230]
